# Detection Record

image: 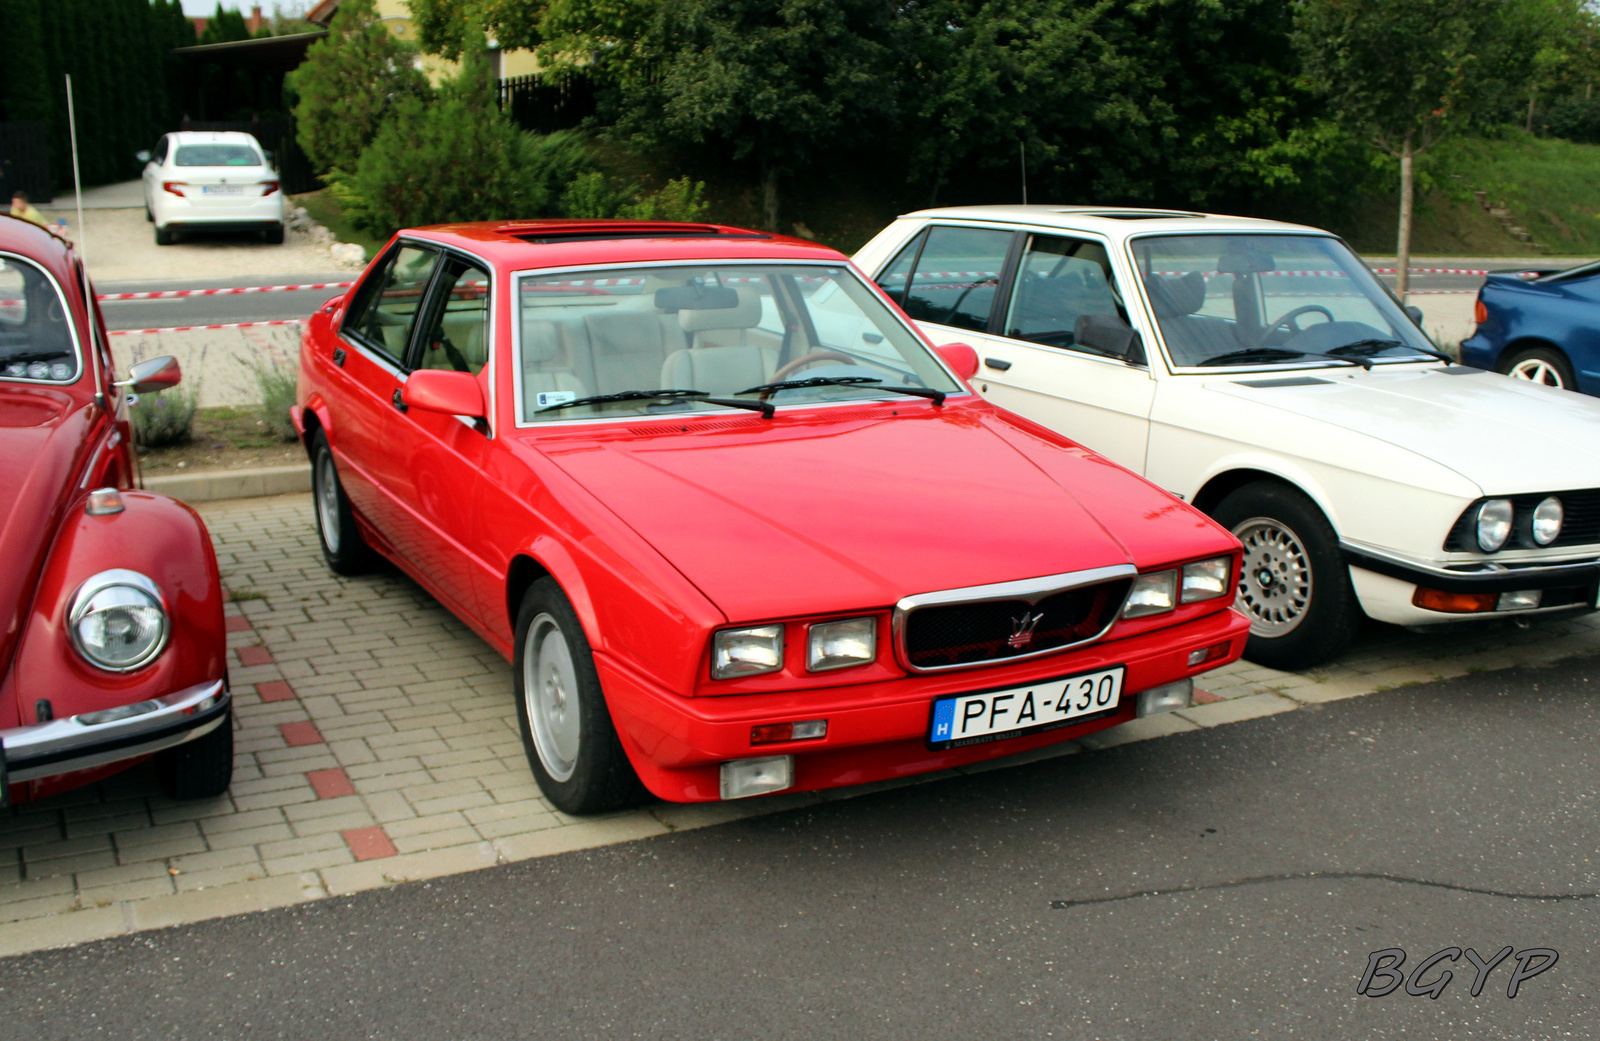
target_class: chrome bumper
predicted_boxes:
[1,680,229,795]
[1342,543,1600,595]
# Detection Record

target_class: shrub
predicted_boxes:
[560,173,710,221]
[131,386,198,449]
[254,356,299,442]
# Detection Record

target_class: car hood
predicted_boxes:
[0,385,88,682]
[1208,365,1600,493]
[536,405,1169,622]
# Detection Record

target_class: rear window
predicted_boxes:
[0,254,81,383]
[174,144,261,167]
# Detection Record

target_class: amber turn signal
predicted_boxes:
[1413,587,1497,613]
[1474,299,1488,325]
[750,720,827,745]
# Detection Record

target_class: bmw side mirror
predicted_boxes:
[136,150,152,164]
[1074,314,1145,366]
[1403,304,1424,325]
[118,355,182,393]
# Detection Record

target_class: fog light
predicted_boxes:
[750,720,827,745]
[1413,587,1498,613]
[1187,641,1231,667]
[1497,589,1542,611]
[720,755,794,799]
[77,699,161,727]
[1136,679,1193,717]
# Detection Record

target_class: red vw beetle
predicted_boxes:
[293,220,1249,814]
[0,215,230,807]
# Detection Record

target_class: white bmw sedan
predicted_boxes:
[855,206,1600,669]
[139,131,286,246]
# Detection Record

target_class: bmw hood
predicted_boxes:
[1207,365,1600,494]
[535,405,1223,623]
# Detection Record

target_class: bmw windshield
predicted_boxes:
[1131,234,1439,370]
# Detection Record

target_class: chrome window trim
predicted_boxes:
[0,250,86,386]
[507,258,971,430]
[892,563,1138,673]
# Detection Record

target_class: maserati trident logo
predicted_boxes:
[1008,611,1044,649]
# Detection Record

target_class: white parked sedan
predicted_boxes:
[855,206,1600,669]
[138,131,286,246]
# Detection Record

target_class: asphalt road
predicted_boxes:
[2,659,1596,1040]
[96,273,352,331]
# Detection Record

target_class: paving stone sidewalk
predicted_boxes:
[4,492,1599,957]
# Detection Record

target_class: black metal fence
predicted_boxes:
[0,122,53,204]
[179,116,320,196]
[496,73,597,134]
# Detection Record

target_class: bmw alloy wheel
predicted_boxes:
[1232,516,1313,637]
[524,612,581,782]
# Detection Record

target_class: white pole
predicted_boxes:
[1020,141,1028,205]
[66,73,87,269]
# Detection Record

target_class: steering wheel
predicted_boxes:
[771,349,857,382]
[1259,304,1335,344]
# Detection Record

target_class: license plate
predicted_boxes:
[928,666,1124,749]
[201,185,244,195]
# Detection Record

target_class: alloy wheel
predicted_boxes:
[315,451,341,553]
[524,612,581,782]
[1232,516,1313,637]
[1508,356,1566,387]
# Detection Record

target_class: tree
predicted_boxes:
[1294,0,1535,296]
[289,0,429,175]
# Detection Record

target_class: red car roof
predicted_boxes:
[395,220,849,270]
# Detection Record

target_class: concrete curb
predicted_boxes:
[143,464,310,503]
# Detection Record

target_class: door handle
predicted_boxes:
[391,388,408,413]
[333,347,346,367]
[984,357,1013,371]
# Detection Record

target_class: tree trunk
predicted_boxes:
[761,164,780,231]
[1396,135,1414,299]
[1527,90,1537,133]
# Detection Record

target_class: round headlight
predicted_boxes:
[1475,499,1514,552]
[1532,496,1564,546]
[67,570,169,671]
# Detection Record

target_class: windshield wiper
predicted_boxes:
[1328,338,1454,365]
[537,388,773,418]
[1198,347,1371,370]
[739,376,947,405]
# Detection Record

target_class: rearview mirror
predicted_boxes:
[402,370,485,420]
[119,355,181,393]
[1403,304,1424,325]
[655,285,739,313]
[1074,315,1145,365]
[934,342,979,381]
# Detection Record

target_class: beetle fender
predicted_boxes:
[5,491,225,726]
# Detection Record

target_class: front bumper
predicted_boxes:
[603,608,1249,802]
[1,680,229,800]
[1343,542,1600,625]
[1343,542,1600,595]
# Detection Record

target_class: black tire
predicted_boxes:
[155,707,234,799]
[1211,480,1361,670]
[310,429,378,575]
[155,225,174,246]
[264,223,285,244]
[145,206,153,223]
[513,578,647,814]
[1500,345,1575,390]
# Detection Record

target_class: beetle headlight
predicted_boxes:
[807,617,876,672]
[1475,499,1514,552]
[712,624,784,679]
[1180,557,1232,604]
[1122,570,1177,618]
[1531,496,1563,546]
[68,570,169,672]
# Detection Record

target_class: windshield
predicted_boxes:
[174,144,262,167]
[0,255,80,384]
[516,263,960,422]
[1131,234,1437,369]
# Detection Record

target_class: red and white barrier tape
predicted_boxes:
[96,281,354,302]
[108,319,304,336]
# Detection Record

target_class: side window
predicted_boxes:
[342,245,440,365]
[1004,235,1127,355]
[874,231,922,306]
[412,259,491,374]
[902,225,1013,333]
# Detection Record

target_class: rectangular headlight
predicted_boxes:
[1122,570,1177,618]
[1180,557,1232,604]
[712,625,784,679]
[807,617,876,672]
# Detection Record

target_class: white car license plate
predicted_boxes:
[201,185,244,195]
[928,666,1124,749]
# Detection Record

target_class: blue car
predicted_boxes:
[1461,260,1600,391]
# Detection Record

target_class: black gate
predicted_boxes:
[496,73,597,134]
[179,116,320,196]
[0,122,53,204]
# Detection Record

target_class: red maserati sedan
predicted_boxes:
[293,219,1249,813]
[1,215,231,807]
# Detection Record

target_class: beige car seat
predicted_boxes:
[585,311,688,394]
[521,318,587,413]
[659,290,776,395]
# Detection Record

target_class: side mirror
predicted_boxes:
[118,355,182,393]
[1074,315,1145,365]
[264,149,276,164]
[1403,304,1424,325]
[402,370,485,420]
[136,150,152,164]
[934,342,979,381]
